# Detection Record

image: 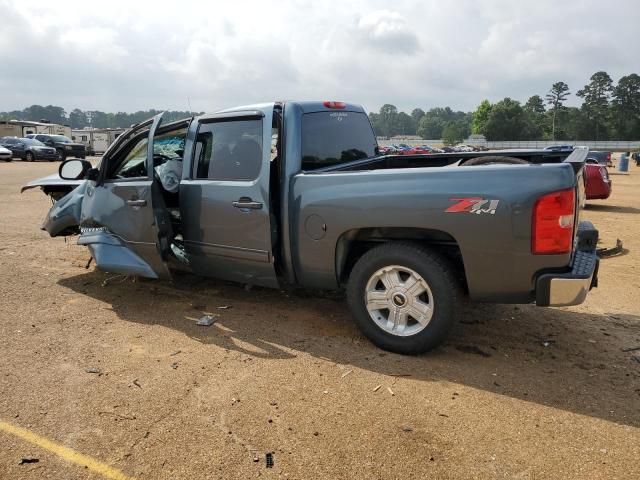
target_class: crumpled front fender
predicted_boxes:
[42,181,88,236]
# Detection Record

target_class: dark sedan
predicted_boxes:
[0,137,59,161]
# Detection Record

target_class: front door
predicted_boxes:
[79,114,177,279]
[180,107,278,288]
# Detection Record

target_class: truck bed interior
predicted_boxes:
[320,150,571,172]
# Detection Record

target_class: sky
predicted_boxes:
[1,0,639,114]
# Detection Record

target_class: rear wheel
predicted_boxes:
[25,151,34,162]
[347,242,458,354]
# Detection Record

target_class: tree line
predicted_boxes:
[0,105,198,130]
[369,71,640,143]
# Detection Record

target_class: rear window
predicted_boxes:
[301,111,377,170]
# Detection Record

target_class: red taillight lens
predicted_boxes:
[606,153,611,161]
[532,188,575,254]
[323,101,346,109]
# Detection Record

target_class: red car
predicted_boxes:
[584,162,612,200]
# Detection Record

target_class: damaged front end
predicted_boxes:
[41,181,88,237]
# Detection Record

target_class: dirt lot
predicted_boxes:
[0,158,638,479]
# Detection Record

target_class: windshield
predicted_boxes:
[301,111,378,170]
[23,138,46,146]
[50,135,72,143]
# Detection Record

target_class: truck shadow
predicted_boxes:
[59,270,640,428]
[584,204,640,214]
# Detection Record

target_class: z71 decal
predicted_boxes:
[446,197,500,215]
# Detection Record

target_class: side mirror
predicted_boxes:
[59,159,93,180]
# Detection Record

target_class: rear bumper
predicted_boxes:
[535,221,599,307]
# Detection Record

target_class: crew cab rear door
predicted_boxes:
[179,106,279,287]
[79,113,176,279]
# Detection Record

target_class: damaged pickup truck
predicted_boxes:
[23,101,600,354]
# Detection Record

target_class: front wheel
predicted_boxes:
[346,242,458,354]
[25,151,34,162]
[57,149,66,162]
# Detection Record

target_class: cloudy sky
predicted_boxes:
[1,0,638,114]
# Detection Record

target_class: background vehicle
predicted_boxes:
[24,101,599,355]
[0,145,12,161]
[25,133,86,160]
[544,145,574,152]
[1,137,58,161]
[587,151,613,167]
[584,163,612,200]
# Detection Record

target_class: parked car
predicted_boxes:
[544,145,574,152]
[25,134,86,161]
[23,101,599,355]
[0,137,59,161]
[584,162,612,200]
[0,145,12,161]
[587,151,613,167]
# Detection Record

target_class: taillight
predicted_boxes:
[606,153,611,161]
[532,188,575,254]
[323,101,346,109]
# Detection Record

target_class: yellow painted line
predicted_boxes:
[0,419,135,480]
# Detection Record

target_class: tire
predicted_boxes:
[57,149,66,162]
[461,156,528,166]
[25,151,35,162]
[346,242,458,355]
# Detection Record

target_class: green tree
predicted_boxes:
[417,116,444,139]
[396,112,414,135]
[577,71,613,140]
[410,108,425,133]
[545,82,570,140]
[471,100,492,135]
[484,98,532,140]
[611,73,640,140]
[442,120,470,144]
[68,109,87,129]
[524,95,546,139]
[378,104,399,137]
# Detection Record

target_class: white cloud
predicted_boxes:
[0,0,638,114]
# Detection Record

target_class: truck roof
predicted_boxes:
[215,101,366,115]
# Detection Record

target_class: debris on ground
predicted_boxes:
[632,356,640,364]
[341,369,353,378]
[373,385,382,392]
[85,367,101,374]
[132,379,142,388]
[19,458,39,465]
[196,315,218,326]
[541,340,555,347]
[190,302,206,310]
[265,452,274,468]
[597,239,625,258]
[387,387,395,396]
[455,345,492,357]
[622,346,640,352]
[217,305,232,310]
[169,350,181,356]
[171,362,179,369]
[402,426,413,432]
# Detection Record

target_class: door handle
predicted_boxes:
[232,197,263,210]
[126,199,147,207]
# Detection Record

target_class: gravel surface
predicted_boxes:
[0,157,638,479]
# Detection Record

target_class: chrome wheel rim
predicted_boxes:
[365,265,434,337]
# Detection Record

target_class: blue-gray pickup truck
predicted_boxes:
[23,101,599,354]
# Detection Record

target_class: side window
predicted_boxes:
[194,120,263,181]
[110,136,148,179]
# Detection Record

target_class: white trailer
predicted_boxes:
[71,128,124,155]
[0,120,71,138]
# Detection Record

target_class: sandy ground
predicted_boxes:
[0,156,638,479]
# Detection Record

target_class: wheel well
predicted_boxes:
[335,227,467,291]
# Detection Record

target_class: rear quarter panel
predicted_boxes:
[290,163,578,302]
